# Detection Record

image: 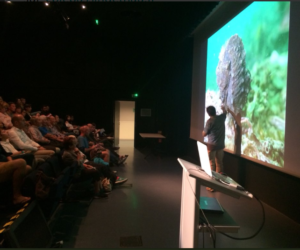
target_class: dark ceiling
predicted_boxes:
[1,2,219,93]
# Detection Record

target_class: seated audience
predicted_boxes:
[87,123,114,148]
[93,149,110,167]
[38,116,63,147]
[65,115,79,133]
[7,114,55,161]
[48,116,65,139]
[55,115,68,133]
[0,102,13,129]
[40,105,51,116]
[62,136,128,192]
[0,121,38,164]
[21,109,27,117]
[0,125,37,168]
[88,141,110,163]
[27,117,60,152]
[16,98,24,110]
[15,105,23,115]
[7,102,16,118]
[20,98,26,108]
[24,104,32,121]
[0,155,31,205]
[62,137,103,199]
[79,125,127,165]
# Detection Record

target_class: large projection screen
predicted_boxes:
[190,1,300,179]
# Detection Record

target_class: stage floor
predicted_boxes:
[49,140,300,248]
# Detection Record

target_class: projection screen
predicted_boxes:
[190,1,300,179]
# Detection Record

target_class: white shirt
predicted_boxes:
[7,126,40,151]
[0,112,13,128]
[65,121,74,130]
[0,139,18,153]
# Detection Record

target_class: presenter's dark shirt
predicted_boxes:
[203,113,226,151]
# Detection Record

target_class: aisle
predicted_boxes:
[74,140,183,248]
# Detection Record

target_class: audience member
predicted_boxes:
[0,123,36,168]
[78,126,127,165]
[40,105,51,116]
[24,104,32,121]
[48,116,65,139]
[65,115,78,132]
[20,98,26,107]
[15,105,23,115]
[88,141,110,163]
[62,136,128,195]
[7,114,55,161]
[62,136,106,198]
[0,102,13,129]
[77,126,104,158]
[16,98,24,110]
[87,123,114,149]
[0,156,31,205]
[55,115,68,133]
[7,102,16,117]
[38,116,63,147]
[21,109,27,117]
[28,117,52,146]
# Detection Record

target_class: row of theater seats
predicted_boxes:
[21,153,83,219]
[0,153,92,247]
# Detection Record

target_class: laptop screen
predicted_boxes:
[197,141,212,177]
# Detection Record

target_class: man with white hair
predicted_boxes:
[38,116,63,148]
[7,114,55,161]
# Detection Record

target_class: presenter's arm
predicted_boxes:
[223,105,241,127]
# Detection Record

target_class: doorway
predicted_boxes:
[114,101,135,147]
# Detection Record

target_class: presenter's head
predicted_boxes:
[206,106,216,117]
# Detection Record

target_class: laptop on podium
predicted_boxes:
[197,141,225,213]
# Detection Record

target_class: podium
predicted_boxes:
[178,158,253,248]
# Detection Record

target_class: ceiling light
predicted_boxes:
[45,2,49,6]
[82,5,86,9]
[7,1,12,3]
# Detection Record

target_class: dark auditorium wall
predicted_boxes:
[134,38,193,155]
[1,33,130,133]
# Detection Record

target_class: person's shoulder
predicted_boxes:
[62,150,72,157]
[218,112,226,118]
[7,127,16,133]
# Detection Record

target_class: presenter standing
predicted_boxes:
[202,105,227,191]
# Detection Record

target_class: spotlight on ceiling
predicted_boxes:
[6,1,12,3]
[82,5,86,9]
[45,2,49,6]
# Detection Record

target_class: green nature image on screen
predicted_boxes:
[204,2,290,167]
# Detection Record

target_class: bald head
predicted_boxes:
[30,117,42,127]
[80,126,88,135]
[12,114,26,129]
